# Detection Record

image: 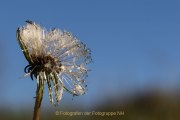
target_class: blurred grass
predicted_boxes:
[0,90,180,120]
[123,91,180,120]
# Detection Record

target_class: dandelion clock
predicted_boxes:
[16,20,92,120]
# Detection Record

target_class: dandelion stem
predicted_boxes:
[33,76,44,120]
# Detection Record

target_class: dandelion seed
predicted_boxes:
[16,21,92,106]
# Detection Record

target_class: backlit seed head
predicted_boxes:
[16,21,92,105]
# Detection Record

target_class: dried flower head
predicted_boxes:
[16,20,91,105]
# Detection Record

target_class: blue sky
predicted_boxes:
[0,0,180,110]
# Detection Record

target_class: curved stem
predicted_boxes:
[33,76,44,120]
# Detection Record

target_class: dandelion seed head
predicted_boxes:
[17,21,92,105]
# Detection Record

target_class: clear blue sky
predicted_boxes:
[0,0,180,110]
